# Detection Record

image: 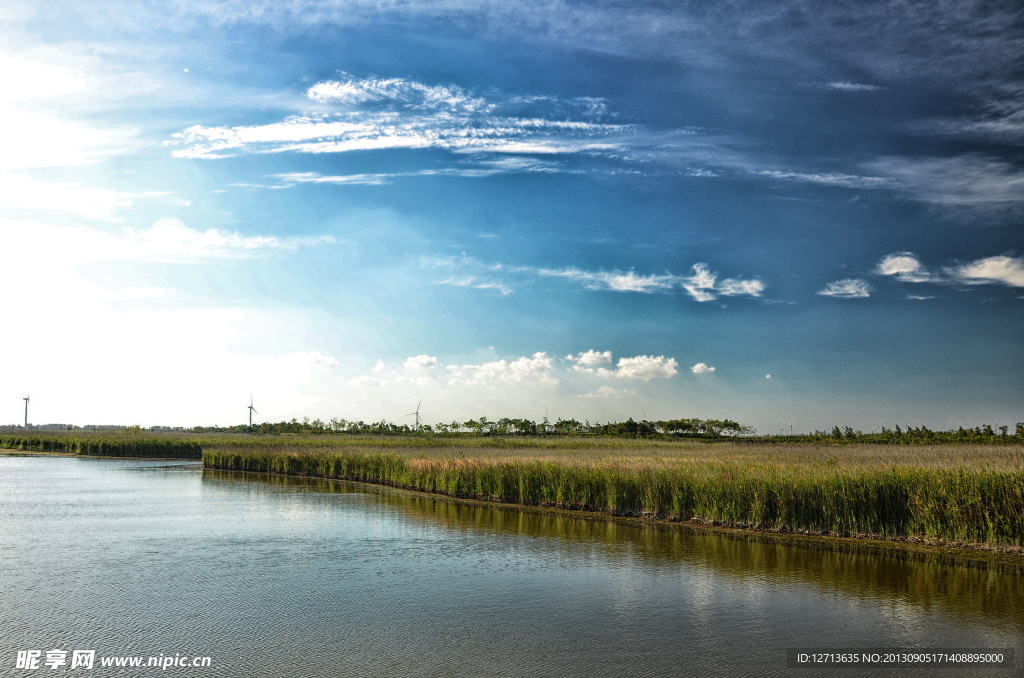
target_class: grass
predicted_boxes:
[4,431,1022,548]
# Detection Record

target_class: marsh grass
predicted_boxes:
[202,437,1024,547]
[0,431,202,459]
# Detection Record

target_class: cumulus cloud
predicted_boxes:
[818,278,871,298]
[690,362,716,374]
[876,252,934,282]
[950,255,1024,287]
[597,355,678,380]
[566,349,613,372]
[403,355,438,370]
[447,352,558,386]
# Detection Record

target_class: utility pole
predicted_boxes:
[23,395,30,428]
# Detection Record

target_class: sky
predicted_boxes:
[1,0,1022,433]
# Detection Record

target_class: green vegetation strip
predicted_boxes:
[203,446,1024,547]
[0,433,202,459]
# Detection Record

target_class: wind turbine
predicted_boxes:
[406,401,422,431]
[248,395,258,429]
[788,422,794,435]
[23,395,29,428]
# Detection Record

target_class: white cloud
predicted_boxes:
[818,278,872,298]
[681,263,765,302]
[754,169,890,189]
[597,355,678,380]
[824,82,883,92]
[950,255,1024,287]
[403,355,439,370]
[690,362,716,374]
[446,352,558,387]
[681,263,717,301]
[519,262,763,301]
[566,349,613,368]
[371,359,385,372]
[717,278,767,296]
[307,75,492,113]
[169,75,630,160]
[876,252,934,282]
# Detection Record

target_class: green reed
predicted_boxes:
[203,445,1024,547]
[0,432,202,459]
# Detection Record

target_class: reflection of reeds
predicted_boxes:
[202,468,1024,631]
[203,443,1024,547]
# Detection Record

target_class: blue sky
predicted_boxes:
[2,1,1022,432]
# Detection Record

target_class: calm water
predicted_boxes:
[1,455,1021,677]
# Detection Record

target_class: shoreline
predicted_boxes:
[205,465,1024,567]
[5,447,1023,565]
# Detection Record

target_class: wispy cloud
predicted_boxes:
[875,251,1024,290]
[818,278,871,298]
[529,262,764,301]
[428,255,765,301]
[169,74,632,160]
[752,169,891,190]
[949,255,1024,288]
[822,81,883,92]
[233,159,568,190]
[876,252,934,282]
[576,385,636,399]
[866,155,1024,207]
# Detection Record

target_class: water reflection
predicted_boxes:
[203,468,1024,635]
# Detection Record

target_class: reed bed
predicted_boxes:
[203,441,1024,547]
[0,432,202,459]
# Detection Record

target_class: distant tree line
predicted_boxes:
[10,418,1023,443]
[753,423,1024,445]
[189,416,751,438]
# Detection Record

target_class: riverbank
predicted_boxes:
[4,432,1022,554]
[202,439,1024,553]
